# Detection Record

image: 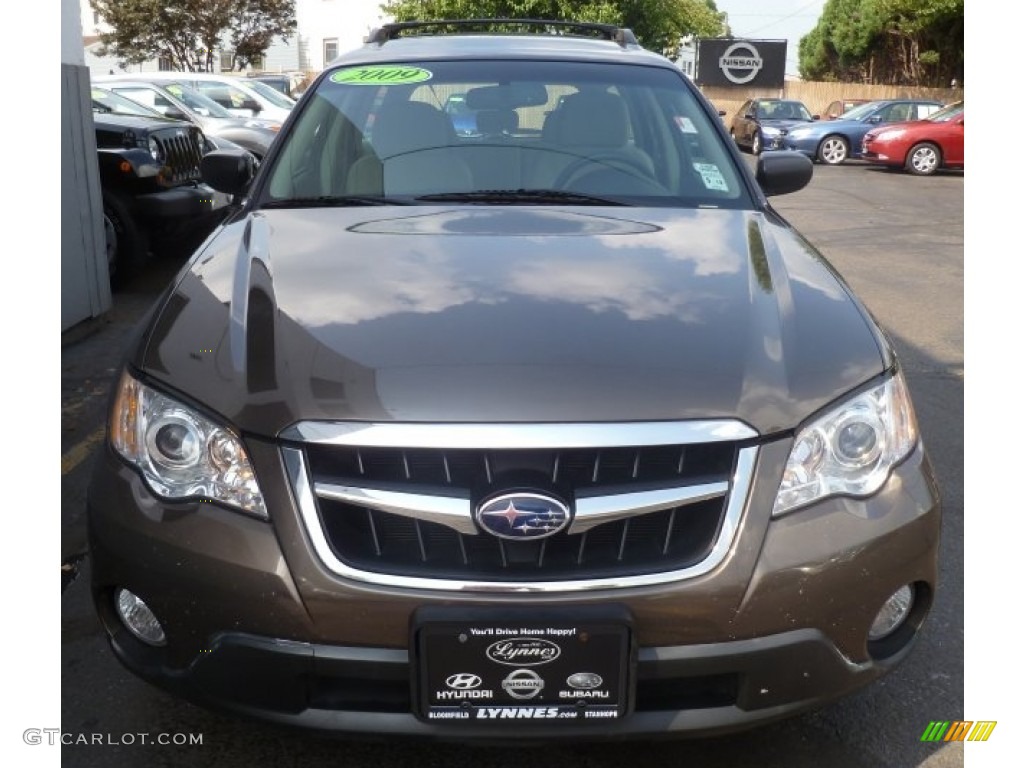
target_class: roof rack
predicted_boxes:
[365,18,639,47]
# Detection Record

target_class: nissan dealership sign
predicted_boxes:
[696,39,787,88]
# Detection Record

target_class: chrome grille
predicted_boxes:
[281,421,759,592]
[153,127,203,184]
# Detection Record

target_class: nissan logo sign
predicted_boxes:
[719,41,764,84]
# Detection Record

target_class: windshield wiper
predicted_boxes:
[416,189,627,206]
[261,195,408,208]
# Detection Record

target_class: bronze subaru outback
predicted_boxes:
[87,19,941,740]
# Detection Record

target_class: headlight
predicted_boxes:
[760,126,782,137]
[773,370,919,516]
[148,137,164,163]
[109,371,267,518]
[877,129,906,141]
[787,128,810,139]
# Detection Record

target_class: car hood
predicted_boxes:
[760,119,813,132]
[92,112,186,132]
[788,118,863,135]
[138,207,887,438]
[199,115,280,134]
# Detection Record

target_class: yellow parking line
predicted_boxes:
[61,427,106,475]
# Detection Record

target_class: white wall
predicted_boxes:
[300,0,392,71]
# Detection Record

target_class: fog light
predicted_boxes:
[115,588,167,646]
[869,585,914,640]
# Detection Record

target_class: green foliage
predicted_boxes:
[797,0,963,86]
[378,0,726,57]
[91,0,297,72]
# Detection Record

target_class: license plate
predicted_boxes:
[413,607,633,724]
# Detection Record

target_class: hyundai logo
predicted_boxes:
[445,673,482,690]
[475,493,570,540]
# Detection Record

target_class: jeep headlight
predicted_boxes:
[148,137,164,163]
[773,370,919,516]
[109,371,267,518]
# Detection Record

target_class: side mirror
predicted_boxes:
[811,114,820,121]
[201,148,257,196]
[744,111,755,120]
[242,98,262,113]
[164,107,188,121]
[756,151,813,196]
[718,110,727,117]
[866,115,882,123]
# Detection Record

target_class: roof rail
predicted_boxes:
[364,18,639,47]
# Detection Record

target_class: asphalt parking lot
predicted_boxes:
[60,157,964,768]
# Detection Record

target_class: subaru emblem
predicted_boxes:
[476,493,570,540]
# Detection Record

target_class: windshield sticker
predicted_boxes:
[674,116,698,134]
[331,66,433,86]
[693,163,729,192]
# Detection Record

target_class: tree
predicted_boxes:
[91,0,297,72]
[378,1,726,58]
[797,0,963,86]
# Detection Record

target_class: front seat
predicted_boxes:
[346,101,473,196]
[535,91,655,188]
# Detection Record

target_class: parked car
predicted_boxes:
[729,98,817,154]
[88,18,940,741]
[94,76,281,160]
[89,92,228,286]
[782,99,944,165]
[862,100,964,175]
[247,71,306,99]
[125,71,296,122]
[821,98,870,120]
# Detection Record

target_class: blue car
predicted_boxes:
[783,99,943,165]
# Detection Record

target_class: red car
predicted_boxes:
[861,101,963,175]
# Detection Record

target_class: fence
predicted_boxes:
[701,82,963,123]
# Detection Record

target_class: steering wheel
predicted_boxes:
[553,152,658,191]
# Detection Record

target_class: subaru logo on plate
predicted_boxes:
[476,493,570,540]
[567,672,603,690]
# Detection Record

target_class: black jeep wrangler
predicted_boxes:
[93,112,228,286]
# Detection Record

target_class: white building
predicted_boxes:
[79,0,391,77]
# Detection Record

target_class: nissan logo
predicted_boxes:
[445,673,482,690]
[718,41,764,85]
[475,493,570,540]
[501,669,545,700]
[486,637,561,666]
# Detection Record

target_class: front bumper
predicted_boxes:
[87,439,941,740]
[133,183,230,223]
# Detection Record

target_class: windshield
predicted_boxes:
[246,79,296,109]
[926,101,963,122]
[841,101,883,121]
[262,59,749,209]
[91,88,163,117]
[162,83,234,118]
[756,100,812,121]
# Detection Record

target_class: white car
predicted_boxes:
[125,72,296,122]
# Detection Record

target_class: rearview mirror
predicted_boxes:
[201,148,257,196]
[756,151,813,197]
[465,83,549,109]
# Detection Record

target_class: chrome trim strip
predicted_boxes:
[284,445,759,593]
[570,482,729,534]
[279,420,758,447]
[315,483,477,536]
